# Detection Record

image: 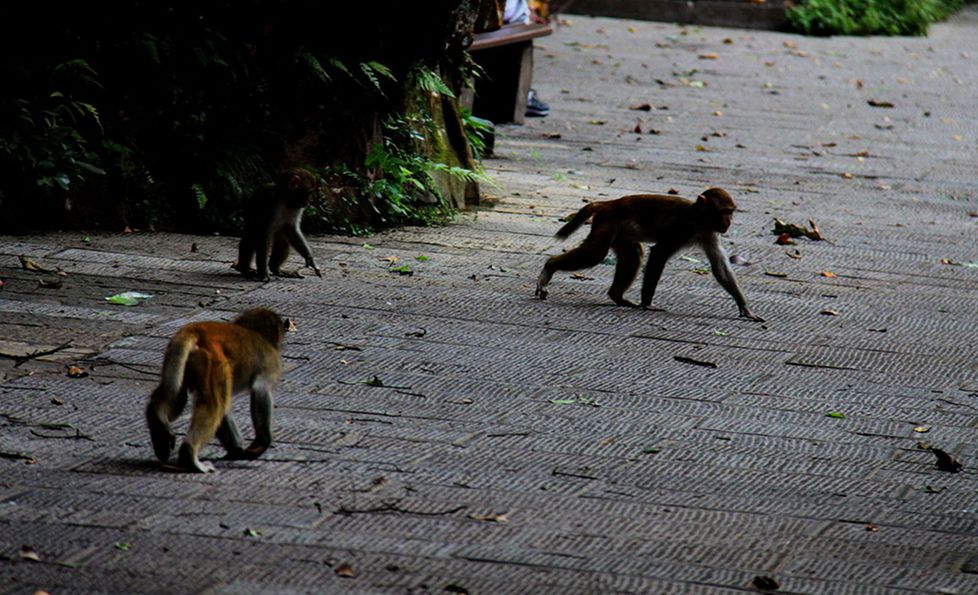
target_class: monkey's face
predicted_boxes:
[697,188,737,233]
[716,209,734,233]
[283,169,320,208]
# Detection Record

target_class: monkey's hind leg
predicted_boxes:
[269,235,303,278]
[234,235,257,277]
[217,415,247,460]
[177,360,231,473]
[146,385,188,463]
[536,236,611,300]
[608,240,642,307]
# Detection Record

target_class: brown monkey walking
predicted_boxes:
[536,188,764,321]
[234,168,322,281]
[145,308,286,473]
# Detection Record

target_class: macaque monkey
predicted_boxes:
[145,308,285,473]
[234,168,322,281]
[536,187,763,322]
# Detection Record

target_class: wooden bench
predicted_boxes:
[466,22,552,125]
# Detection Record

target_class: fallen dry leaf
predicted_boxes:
[775,233,795,245]
[469,512,509,523]
[867,99,895,108]
[841,172,854,179]
[773,218,825,241]
[19,546,41,562]
[629,103,652,111]
[19,255,67,276]
[930,448,963,473]
[66,365,89,379]
[335,563,356,578]
[570,273,594,281]
[820,271,837,278]
[753,575,779,591]
[820,309,840,316]
[699,53,718,60]
[865,524,879,533]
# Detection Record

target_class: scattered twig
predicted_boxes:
[0,341,73,368]
[337,375,412,390]
[673,355,718,369]
[336,502,466,517]
[330,342,363,351]
[0,450,35,463]
[552,468,598,480]
[85,358,158,376]
[30,428,95,441]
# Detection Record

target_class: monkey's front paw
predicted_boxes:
[535,286,549,300]
[305,260,322,277]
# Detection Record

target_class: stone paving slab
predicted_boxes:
[3,6,978,594]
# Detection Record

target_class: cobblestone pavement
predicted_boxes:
[2,7,978,594]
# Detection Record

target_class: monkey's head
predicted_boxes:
[695,187,737,233]
[279,168,320,209]
[233,308,285,348]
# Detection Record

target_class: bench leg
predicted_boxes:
[511,42,533,124]
[471,40,536,125]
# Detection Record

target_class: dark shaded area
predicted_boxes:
[0,1,480,233]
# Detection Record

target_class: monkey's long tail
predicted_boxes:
[554,204,595,239]
[157,334,195,398]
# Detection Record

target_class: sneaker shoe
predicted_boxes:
[526,89,550,117]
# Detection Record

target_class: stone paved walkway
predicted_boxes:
[2,7,978,594]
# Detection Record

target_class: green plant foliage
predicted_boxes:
[787,0,963,35]
[459,107,492,160]
[316,106,487,234]
[414,67,456,98]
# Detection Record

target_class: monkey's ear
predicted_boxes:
[287,173,303,192]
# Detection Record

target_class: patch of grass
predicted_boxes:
[787,0,963,36]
